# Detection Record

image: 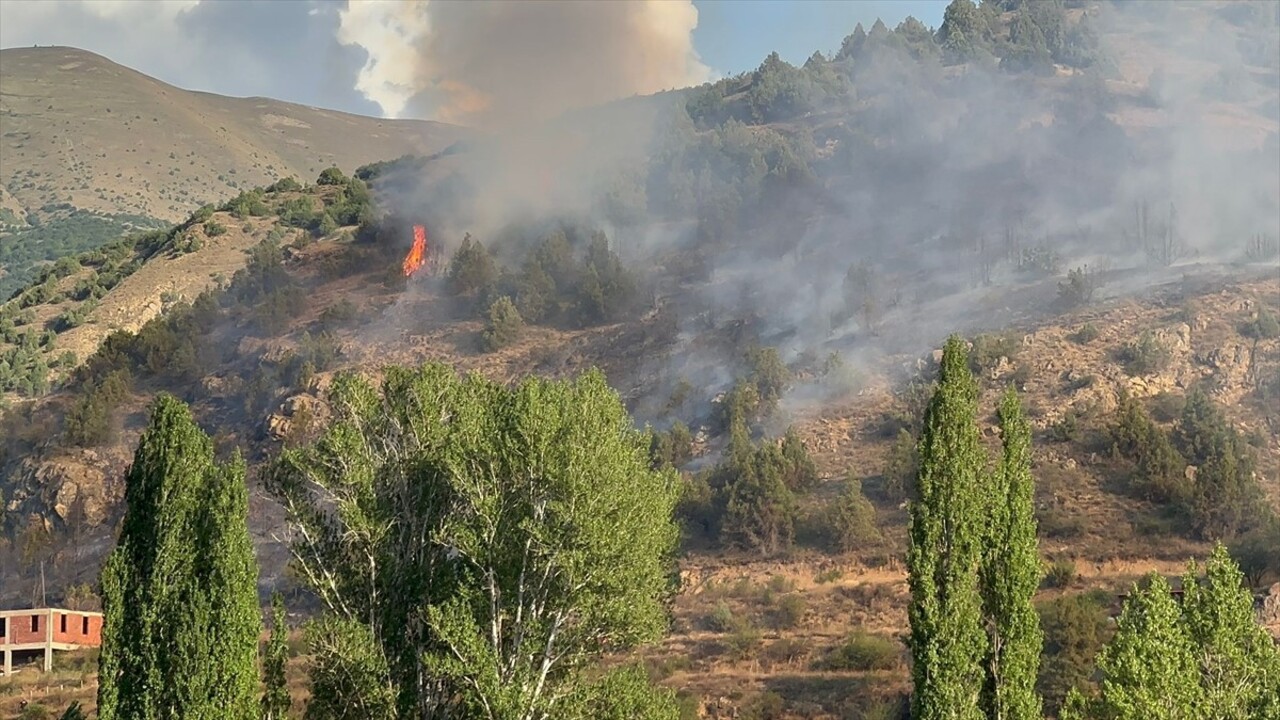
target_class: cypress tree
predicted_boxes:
[908,336,987,720]
[980,389,1043,720]
[262,591,292,720]
[97,394,260,720]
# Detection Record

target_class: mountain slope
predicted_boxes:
[0,47,460,223]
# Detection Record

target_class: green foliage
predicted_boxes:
[979,389,1043,720]
[204,219,228,237]
[481,295,524,351]
[63,368,131,447]
[222,189,271,219]
[908,335,987,720]
[98,395,260,720]
[1089,573,1204,718]
[316,166,348,186]
[1180,545,1280,717]
[969,332,1021,375]
[1070,323,1101,344]
[1058,265,1100,308]
[446,233,498,299]
[1069,547,1280,717]
[1172,388,1263,539]
[827,473,880,552]
[262,592,292,720]
[303,617,396,720]
[570,663,680,720]
[882,428,918,502]
[1108,393,1188,504]
[18,704,51,720]
[650,421,694,470]
[817,632,903,671]
[1038,591,1112,715]
[721,439,797,555]
[1230,517,1280,586]
[1239,306,1280,340]
[1044,558,1077,589]
[266,176,303,193]
[0,209,165,300]
[1117,330,1172,376]
[269,364,680,718]
[58,702,87,720]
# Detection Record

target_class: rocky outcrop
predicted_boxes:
[7,449,126,529]
[265,394,328,441]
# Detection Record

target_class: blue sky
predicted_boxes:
[0,0,950,120]
[693,0,946,75]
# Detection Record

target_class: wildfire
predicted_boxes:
[403,225,428,277]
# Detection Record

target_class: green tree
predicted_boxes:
[907,336,987,720]
[481,295,524,351]
[1180,544,1280,718]
[97,394,260,720]
[262,592,292,720]
[828,472,880,552]
[980,389,1043,720]
[1092,573,1203,719]
[304,618,397,720]
[268,364,680,719]
[446,234,498,299]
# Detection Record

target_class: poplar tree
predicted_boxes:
[980,389,1043,720]
[98,394,260,720]
[1093,573,1203,719]
[908,335,987,720]
[262,592,292,720]
[1181,544,1280,719]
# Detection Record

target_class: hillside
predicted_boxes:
[0,46,463,297]
[2,1,1279,718]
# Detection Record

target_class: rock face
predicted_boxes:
[10,450,125,528]
[265,394,328,440]
[1261,583,1280,638]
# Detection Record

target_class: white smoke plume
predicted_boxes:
[336,0,711,126]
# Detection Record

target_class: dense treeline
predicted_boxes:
[0,209,166,300]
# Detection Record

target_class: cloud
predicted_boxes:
[335,0,711,126]
[0,0,381,117]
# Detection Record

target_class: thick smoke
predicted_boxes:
[363,1,1279,429]
[337,0,711,125]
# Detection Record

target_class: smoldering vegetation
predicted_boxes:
[356,1,1278,428]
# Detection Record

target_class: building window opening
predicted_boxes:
[1,618,6,638]
[31,615,39,633]
[60,614,67,633]
[83,616,90,635]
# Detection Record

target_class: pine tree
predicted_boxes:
[1093,573,1203,719]
[908,335,987,720]
[980,389,1043,720]
[262,592,292,720]
[97,394,261,720]
[1181,544,1280,718]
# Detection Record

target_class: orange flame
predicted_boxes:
[403,225,427,277]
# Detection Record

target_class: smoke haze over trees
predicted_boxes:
[359,0,1280,422]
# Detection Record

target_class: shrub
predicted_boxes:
[1037,591,1112,715]
[318,299,359,329]
[882,428,917,502]
[266,176,303,193]
[1070,322,1100,344]
[1239,306,1280,340]
[1108,394,1188,503]
[1047,412,1079,442]
[969,332,1021,374]
[650,421,693,469]
[1057,264,1100,308]
[447,234,498,299]
[771,594,807,630]
[1117,330,1171,375]
[817,632,902,671]
[828,473,880,552]
[1043,558,1077,589]
[481,296,524,351]
[316,166,347,185]
[203,219,227,237]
